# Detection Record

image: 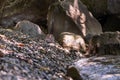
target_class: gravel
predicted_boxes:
[0,28,82,80]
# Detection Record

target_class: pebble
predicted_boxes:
[0,28,81,80]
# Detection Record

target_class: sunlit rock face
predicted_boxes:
[58,32,86,52]
[0,0,57,28]
[68,56,120,80]
[88,31,120,56]
[47,0,102,40]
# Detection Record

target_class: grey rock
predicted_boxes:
[47,0,102,40]
[67,56,120,80]
[14,20,44,37]
[88,31,120,56]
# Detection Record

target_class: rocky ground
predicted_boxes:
[0,28,83,80]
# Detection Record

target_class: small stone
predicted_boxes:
[0,50,4,57]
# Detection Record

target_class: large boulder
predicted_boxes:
[81,0,120,32]
[14,20,44,38]
[47,0,102,40]
[87,31,120,56]
[0,0,57,28]
[67,55,120,80]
